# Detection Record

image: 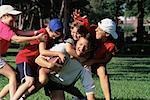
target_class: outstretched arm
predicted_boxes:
[11,33,44,43]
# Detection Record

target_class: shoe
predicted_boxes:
[19,97,25,100]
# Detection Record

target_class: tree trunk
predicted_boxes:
[137,0,144,43]
[64,0,71,38]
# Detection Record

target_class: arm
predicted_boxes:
[65,43,79,59]
[35,56,62,72]
[16,28,46,36]
[39,42,65,62]
[84,52,113,66]
[16,30,35,36]
[11,33,44,43]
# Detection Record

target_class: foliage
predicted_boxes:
[125,0,150,18]
[123,24,135,33]
[86,0,125,24]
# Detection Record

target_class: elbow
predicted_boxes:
[39,50,47,56]
[35,57,39,64]
[66,49,72,54]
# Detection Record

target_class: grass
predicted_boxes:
[1,55,150,100]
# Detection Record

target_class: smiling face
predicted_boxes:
[75,37,89,57]
[71,27,82,41]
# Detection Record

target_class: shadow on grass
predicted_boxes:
[109,66,150,81]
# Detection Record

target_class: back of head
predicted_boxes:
[48,18,63,32]
[0,5,21,18]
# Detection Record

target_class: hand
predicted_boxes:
[37,34,48,42]
[48,63,63,72]
[71,9,81,21]
[58,52,66,63]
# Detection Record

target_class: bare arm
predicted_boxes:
[35,56,62,72]
[11,33,43,43]
[16,30,35,36]
[65,43,79,59]
[39,42,65,62]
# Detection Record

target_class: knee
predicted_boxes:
[8,72,16,82]
[25,78,34,87]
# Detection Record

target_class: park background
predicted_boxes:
[0,0,150,100]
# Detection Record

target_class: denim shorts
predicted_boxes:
[0,58,6,69]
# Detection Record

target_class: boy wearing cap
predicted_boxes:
[11,18,64,100]
[84,18,118,100]
[0,5,44,99]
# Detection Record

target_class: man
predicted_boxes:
[35,33,96,100]
[84,18,118,100]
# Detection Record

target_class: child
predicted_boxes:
[35,34,96,100]
[84,18,118,100]
[12,18,64,100]
[0,5,44,100]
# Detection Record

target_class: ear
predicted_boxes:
[106,33,110,37]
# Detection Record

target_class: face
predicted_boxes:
[71,27,82,41]
[47,27,62,39]
[95,26,107,39]
[75,37,89,57]
[2,14,16,25]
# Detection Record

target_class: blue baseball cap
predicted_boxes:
[49,18,63,32]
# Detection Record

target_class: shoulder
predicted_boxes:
[65,38,74,45]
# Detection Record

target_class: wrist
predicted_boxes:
[34,31,39,36]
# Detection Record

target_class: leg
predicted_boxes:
[0,63,17,99]
[0,84,9,98]
[97,66,111,100]
[50,90,65,100]
[23,68,50,98]
[38,68,50,85]
[12,62,35,100]
[28,68,50,94]
[64,86,85,99]
[86,92,95,100]
[12,76,34,100]
[81,68,96,100]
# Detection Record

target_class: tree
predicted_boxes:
[125,0,145,43]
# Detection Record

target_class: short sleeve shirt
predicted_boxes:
[0,21,15,56]
[15,28,53,65]
[94,40,116,59]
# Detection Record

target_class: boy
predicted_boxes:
[12,18,64,100]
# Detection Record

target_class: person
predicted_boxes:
[84,18,118,100]
[0,5,44,100]
[35,34,96,100]
[11,18,64,100]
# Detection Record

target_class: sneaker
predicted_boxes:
[19,97,25,100]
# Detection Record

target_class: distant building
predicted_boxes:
[118,16,137,32]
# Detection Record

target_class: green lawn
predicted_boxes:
[0,56,150,100]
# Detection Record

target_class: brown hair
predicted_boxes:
[70,22,88,37]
